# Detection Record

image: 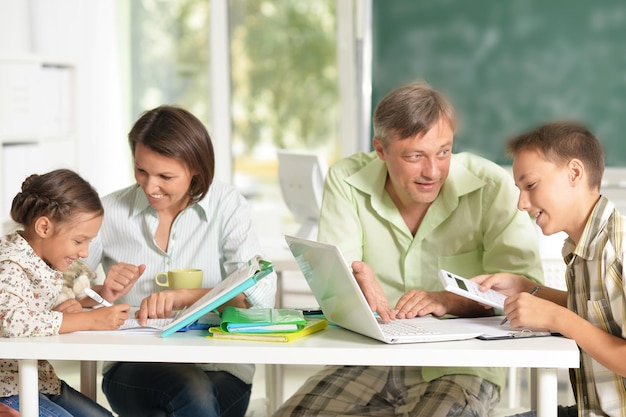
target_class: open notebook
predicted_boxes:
[118,311,221,333]
[284,236,483,344]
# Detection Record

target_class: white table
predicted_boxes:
[1,326,578,417]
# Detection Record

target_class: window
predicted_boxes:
[127,0,340,232]
[128,0,211,122]
[228,1,339,202]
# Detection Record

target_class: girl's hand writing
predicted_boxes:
[88,304,131,330]
[59,304,131,333]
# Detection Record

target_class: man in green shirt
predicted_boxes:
[273,81,544,417]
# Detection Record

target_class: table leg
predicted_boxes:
[265,363,283,415]
[507,367,518,408]
[18,359,38,417]
[530,368,537,409]
[535,368,558,417]
[80,360,98,400]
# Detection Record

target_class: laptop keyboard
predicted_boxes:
[379,319,440,336]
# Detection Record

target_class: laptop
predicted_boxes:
[284,235,483,344]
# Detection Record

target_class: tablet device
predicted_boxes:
[438,269,506,309]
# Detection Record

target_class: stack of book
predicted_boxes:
[207,306,328,342]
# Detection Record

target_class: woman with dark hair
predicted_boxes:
[85,105,276,417]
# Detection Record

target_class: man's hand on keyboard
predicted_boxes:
[352,260,396,323]
[394,290,448,319]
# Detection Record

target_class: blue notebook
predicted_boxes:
[160,256,274,338]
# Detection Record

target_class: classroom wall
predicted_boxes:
[372,0,626,168]
[371,0,626,276]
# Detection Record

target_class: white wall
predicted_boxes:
[0,0,133,196]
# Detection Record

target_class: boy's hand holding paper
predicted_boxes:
[220,306,307,333]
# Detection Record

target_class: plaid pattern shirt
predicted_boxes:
[563,196,626,417]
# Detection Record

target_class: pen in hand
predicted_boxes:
[84,288,113,307]
[500,285,541,326]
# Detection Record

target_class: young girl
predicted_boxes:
[0,169,130,416]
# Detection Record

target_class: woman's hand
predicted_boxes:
[135,288,208,325]
[99,262,146,301]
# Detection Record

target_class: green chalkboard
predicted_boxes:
[372,0,626,166]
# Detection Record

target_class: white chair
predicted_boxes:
[277,150,327,240]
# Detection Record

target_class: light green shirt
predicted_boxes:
[318,151,544,389]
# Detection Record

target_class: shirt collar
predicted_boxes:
[345,153,486,206]
[562,195,614,261]
[0,232,33,262]
[0,232,57,275]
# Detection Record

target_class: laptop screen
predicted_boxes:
[285,235,386,340]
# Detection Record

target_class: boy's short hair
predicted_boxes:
[507,120,605,191]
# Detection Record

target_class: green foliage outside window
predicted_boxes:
[230,0,338,152]
[129,0,211,122]
[128,0,339,191]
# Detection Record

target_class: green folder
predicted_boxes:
[208,318,329,342]
[220,306,307,333]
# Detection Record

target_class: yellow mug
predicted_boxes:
[154,269,203,290]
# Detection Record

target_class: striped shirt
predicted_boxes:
[85,182,277,384]
[563,195,626,416]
